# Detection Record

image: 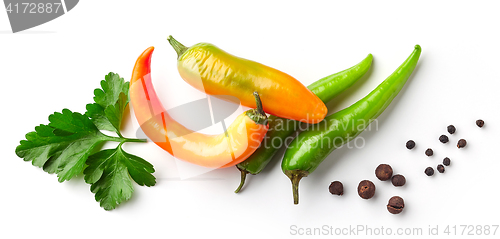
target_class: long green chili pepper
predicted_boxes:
[234,54,373,193]
[282,45,421,204]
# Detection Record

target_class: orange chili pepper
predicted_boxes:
[167,36,327,124]
[129,47,269,168]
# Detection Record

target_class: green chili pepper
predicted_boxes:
[234,54,373,193]
[282,45,421,204]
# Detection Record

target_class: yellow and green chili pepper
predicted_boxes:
[167,35,327,124]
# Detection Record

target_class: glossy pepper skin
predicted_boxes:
[167,35,327,124]
[282,45,421,204]
[129,47,269,168]
[234,54,373,193]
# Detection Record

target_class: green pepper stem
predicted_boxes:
[253,91,265,116]
[246,92,268,125]
[285,170,308,204]
[234,167,248,193]
[167,35,188,59]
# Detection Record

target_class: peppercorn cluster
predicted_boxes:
[406,119,483,176]
[329,163,407,214]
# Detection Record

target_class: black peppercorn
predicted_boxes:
[439,135,449,143]
[425,148,433,156]
[447,125,456,134]
[391,174,406,187]
[387,196,404,214]
[443,157,451,166]
[406,140,415,149]
[357,180,375,199]
[375,164,393,181]
[476,119,484,128]
[457,139,467,148]
[425,167,434,176]
[329,181,343,196]
[437,164,445,173]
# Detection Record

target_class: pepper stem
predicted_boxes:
[253,91,265,116]
[285,170,309,205]
[167,35,188,59]
[246,92,268,125]
[234,167,248,193]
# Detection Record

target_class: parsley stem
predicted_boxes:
[123,137,148,143]
[107,136,147,143]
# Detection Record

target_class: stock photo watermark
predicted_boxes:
[131,70,380,179]
[254,118,378,150]
[289,224,499,236]
[136,98,379,179]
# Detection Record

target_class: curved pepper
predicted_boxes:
[234,54,373,193]
[167,36,327,124]
[130,47,269,168]
[282,45,421,204]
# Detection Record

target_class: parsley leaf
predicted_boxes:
[16,109,113,182]
[15,72,153,210]
[86,72,129,135]
[84,143,156,210]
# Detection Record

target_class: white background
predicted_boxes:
[1,0,499,238]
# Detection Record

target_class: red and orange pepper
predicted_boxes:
[130,47,269,168]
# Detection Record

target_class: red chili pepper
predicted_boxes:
[129,47,269,168]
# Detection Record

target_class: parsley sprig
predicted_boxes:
[15,72,155,211]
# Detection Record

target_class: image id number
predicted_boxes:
[6,3,62,14]
[444,225,499,236]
